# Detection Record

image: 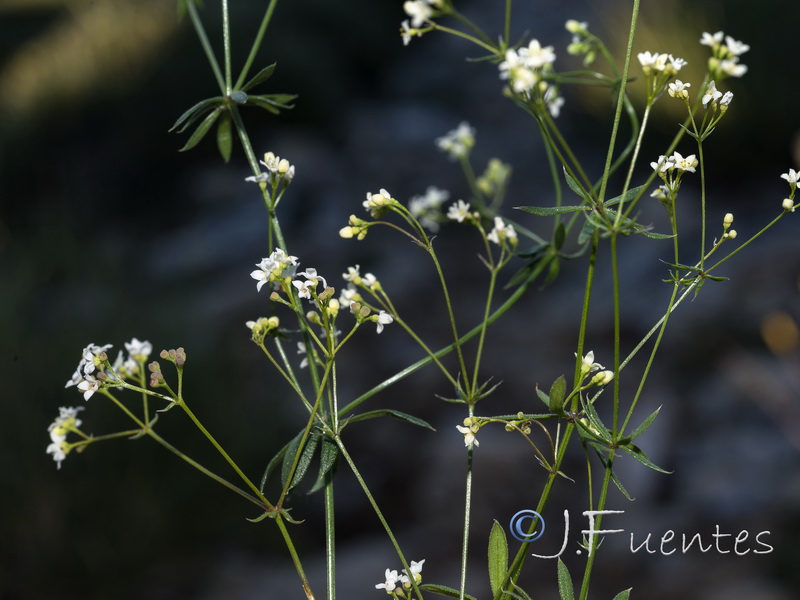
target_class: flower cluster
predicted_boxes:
[46,406,85,469]
[435,121,475,160]
[476,158,512,198]
[245,151,295,186]
[376,559,426,597]
[498,39,562,116]
[637,50,686,99]
[487,216,518,247]
[578,351,614,386]
[565,19,597,66]
[650,151,698,204]
[456,417,481,448]
[251,248,299,291]
[400,0,444,45]
[408,186,450,232]
[700,31,749,80]
[781,169,799,212]
[701,80,733,110]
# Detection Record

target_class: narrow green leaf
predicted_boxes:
[557,558,575,600]
[247,93,298,114]
[216,112,233,163]
[629,406,661,440]
[548,375,566,414]
[610,466,635,501]
[170,96,224,132]
[535,385,550,408]
[280,431,303,489]
[306,435,340,494]
[179,107,222,152]
[418,584,479,600]
[241,63,277,92]
[553,221,566,250]
[611,588,632,600]
[564,168,592,204]
[620,444,672,473]
[345,409,435,431]
[636,229,674,240]
[516,205,587,216]
[260,437,292,492]
[488,520,509,597]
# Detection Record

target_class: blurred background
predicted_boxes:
[2,0,800,598]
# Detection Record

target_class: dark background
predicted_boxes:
[2,0,799,599]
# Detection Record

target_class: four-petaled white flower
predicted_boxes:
[720,59,747,78]
[402,559,426,585]
[724,35,750,56]
[47,406,84,470]
[447,199,472,222]
[292,268,327,300]
[701,81,722,108]
[375,310,394,334]
[667,79,691,99]
[700,31,724,48]
[245,152,295,184]
[251,248,299,291]
[456,421,480,448]
[376,568,400,592]
[125,338,152,362]
[77,375,100,400]
[650,155,674,173]
[781,169,800,186]
[670,152,698,173]
[487,216,517,245]
[579,350,604,376]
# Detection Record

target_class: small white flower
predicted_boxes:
[375,310,394,334]
[724,35,750,56]
[523,39,556,69]
[487,216,517,245]
[342,265,361,283]
[637,51,658,70]
[250,249,299,291]
[667,79,691,99]
[669,152,698,173]
[124,338,152,362]
[447,199,472,222]
[700,31,724,48]
[720,59,747,78]
[781,169,800,185]
[401,559,426,586]
[456,421,480,448]
[376,569,400,592]
[650,155,674,173]
[436,121,476,159]
[400,19,414,46]
[719,90,734,107]
[297,342,309,369]
[77,375,100,400]
[403,0,432,28]
[702,81,722,107]
[667,55,687,73]
[579,350,603,376]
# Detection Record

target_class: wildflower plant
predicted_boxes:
[49,2,796,600]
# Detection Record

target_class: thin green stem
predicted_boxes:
[325,472,336,600]
[459,420,475,600]
[274,515,317,600]
[578,457,614,600]
[185,0,226,93]
[470,268,499,393]
[222,0,232,94]
[234,0,281,90]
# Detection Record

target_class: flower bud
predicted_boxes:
[782,198,795,212]
[723,212,734,225]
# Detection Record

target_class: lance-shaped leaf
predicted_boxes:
[241,63,277,92]
[557,558,575,600]
[179,107,223,152]
[216,112,233,163]
[548,375,567,414]
[603,183,649,208]
[170,96,225,133]
[247,93,298,114]
[282,430,320,489]
[488,520,509,597]
[629,405,662,440]
[611,588,632,600]
[418,584,478,600]
[343,409,435,431]
[307,436,340,494]
[564,167,594,205]
[516,205,588,216]
[620,442,672,473]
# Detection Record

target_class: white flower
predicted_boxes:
[544,85,564,118]
[292,269,326,300]
[523,39,556,69]
[403,0,432,28]
[400,19,413,46]
[579,350,603,376]
[297,342,309,369]
[702,81,722,107]
[456,421,480,448]
[637,51,658,70]
[669,152,698,173]
[487,216,517,245]
[399,559,426,588]
[375,310,394,334]
[376,569,400,592]
[667,55,687,73]
[700,31,724,47]
[436,122,475,159]
[47,405,84,458]
[781,169,800,185]
[650,155,674,173]
[246,152,295,184]
[124,338,152,362]
[409,186,449,232]
[720,91,733,107]
[720,59,747,78]
[77,375,100,400]
[447,199,472,222]
[667,79,691,99]
[250,248,299,291]
[361,272,379,290]
[724,35,750,56]
[338,283,360,305]
[342,265,361,283]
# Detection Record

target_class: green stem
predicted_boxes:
[185,0,226,93]
[222,0,232,94]
[234,0,281,90]
[578,457,614,600]
[325,471,336,600]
